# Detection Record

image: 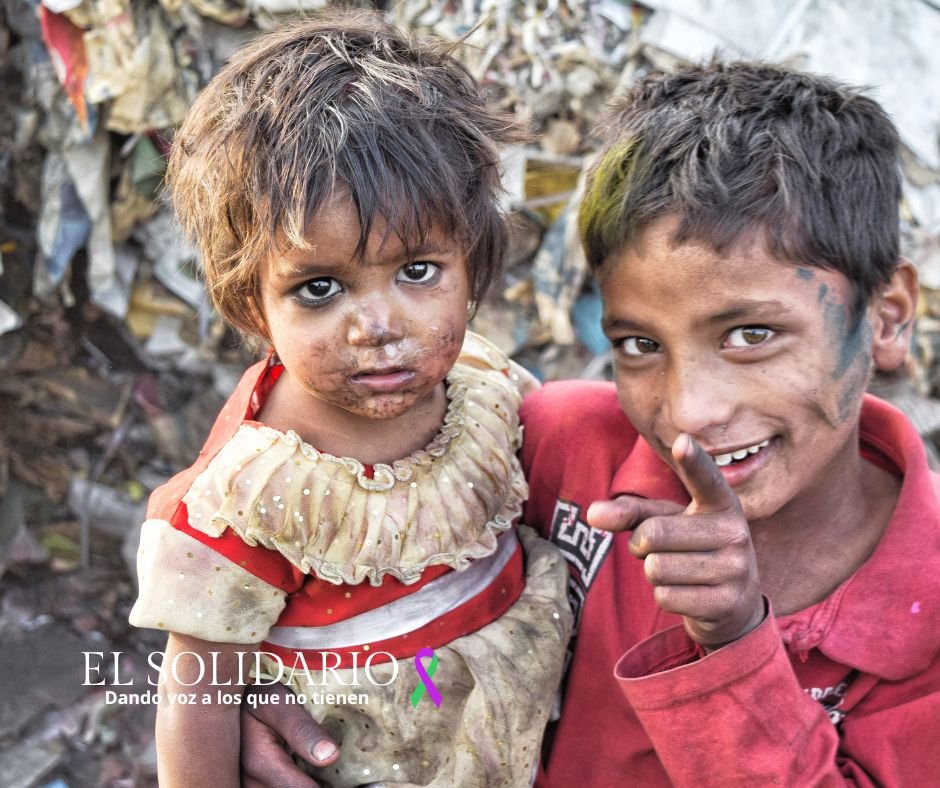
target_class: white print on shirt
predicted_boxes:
[549,499,613,633]
[804,679,851,725]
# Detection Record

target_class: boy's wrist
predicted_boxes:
[701,596,769,654]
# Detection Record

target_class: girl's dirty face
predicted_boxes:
[599,216,875,524]
[257,198,470,427]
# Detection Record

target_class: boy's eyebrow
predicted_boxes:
[602,299,795,333]
[601,316,646,333]
[705,299,795,324]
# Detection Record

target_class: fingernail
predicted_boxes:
[313,740,337,761]
[674,433,692,458]
[585,501,607,526]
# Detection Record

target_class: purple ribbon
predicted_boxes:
[410,647,441,708]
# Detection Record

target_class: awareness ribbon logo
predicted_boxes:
[410,647,441,708]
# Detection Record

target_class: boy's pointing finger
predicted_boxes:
[587,495,685,533]
[672,434,741,514]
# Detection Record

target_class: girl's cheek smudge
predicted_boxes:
[911,601,922,614]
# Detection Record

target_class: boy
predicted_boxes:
[240,61,939,786]
[522,60,938,785]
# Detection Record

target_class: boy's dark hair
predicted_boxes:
[168,10,522,339]
[580,60,902,314]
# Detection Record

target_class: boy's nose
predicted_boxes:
[663,360,736,438]
[346,298,404,347]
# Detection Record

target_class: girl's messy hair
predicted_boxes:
[168,10,524,338]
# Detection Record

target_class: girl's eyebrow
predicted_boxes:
[272,258,339,279]
[272,238,460,279]
[407,239,454,256]
[372,237,459,263]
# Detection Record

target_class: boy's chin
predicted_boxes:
[737,488,791,524]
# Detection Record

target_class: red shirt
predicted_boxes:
[521,381,940,787]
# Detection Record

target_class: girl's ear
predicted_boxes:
[870,259,918,372]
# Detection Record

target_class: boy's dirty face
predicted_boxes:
[599,216,874,523]
[258,197,470,424]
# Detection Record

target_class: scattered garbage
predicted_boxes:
[1,0,939,784]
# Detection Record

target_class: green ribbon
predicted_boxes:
[409,650,440,708]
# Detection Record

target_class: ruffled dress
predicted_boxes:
[130,332,572,788]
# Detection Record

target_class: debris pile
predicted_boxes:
[0,1,938,785]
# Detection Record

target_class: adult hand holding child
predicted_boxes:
[240,683,337,788]
[588,433,765,649]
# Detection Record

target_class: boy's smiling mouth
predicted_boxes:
[697,437,775,489]
[656,434,779,493]
[711,439,771,467]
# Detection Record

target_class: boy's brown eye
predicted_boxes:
[621,337,660,356]
[726,327,774,347]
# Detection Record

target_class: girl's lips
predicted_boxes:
[349,369,416,393]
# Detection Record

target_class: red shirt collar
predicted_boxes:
[791,394,940,679]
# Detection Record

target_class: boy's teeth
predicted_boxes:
[713,439,770,468]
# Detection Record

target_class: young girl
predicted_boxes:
[129,12,572,788]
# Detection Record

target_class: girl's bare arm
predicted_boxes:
[156,633,256,787]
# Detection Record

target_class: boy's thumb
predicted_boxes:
[587,495,685,532]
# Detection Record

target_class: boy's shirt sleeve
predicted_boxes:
[615,614,839,786]
[614,612,940,786]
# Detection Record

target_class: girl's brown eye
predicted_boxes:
[397,262,438,283]
[296,277,341,303]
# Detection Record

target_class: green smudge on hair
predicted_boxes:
[580,139,645,269]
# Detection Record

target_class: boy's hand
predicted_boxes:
[587,434,765,649]
[241,683,339,788]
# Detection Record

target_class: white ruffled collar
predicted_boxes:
[182,334,529,586]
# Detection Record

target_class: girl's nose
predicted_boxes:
[346,298,404,347]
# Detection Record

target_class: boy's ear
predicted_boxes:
[869,259,918,372]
